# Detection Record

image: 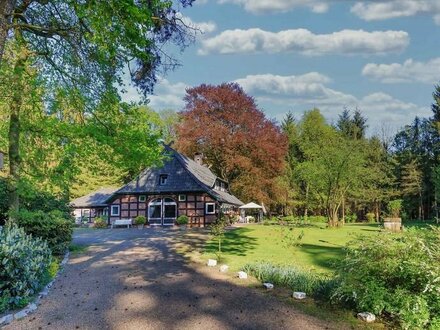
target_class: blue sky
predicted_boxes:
[123,0,440,135]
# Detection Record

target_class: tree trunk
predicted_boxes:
[0,0,15,64]
[375,200,380,222]
[435,191,439,224]
[7,38,28,220]
[304,183,309,223]
[418,191,423,221]
[341,197,345,226]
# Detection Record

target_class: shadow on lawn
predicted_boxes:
[204,227,258,257]
[299,243,343,271]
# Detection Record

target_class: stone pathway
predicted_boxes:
[5,228,334,330]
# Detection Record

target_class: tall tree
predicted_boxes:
[175,83,287,208]
[0,0,195,215]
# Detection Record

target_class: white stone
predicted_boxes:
[14,310,28,320]
[0,314,13,326]
[357,312,376,323]
[263,282,274,290]
[27,303,37,312]
[219,265,229,272]
[40,288,49,297]
[207,259,217,267]
[238,271,248,279]
[293,292,306,299]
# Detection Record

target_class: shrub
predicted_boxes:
[242,262,330,297]
[94,217,108,228]
[308,215,327,223]
[15,210,73,255]
[388,199,403,218]
[134,215,146,226]
[0,225,52,311]
[332,228,440,328]
[176,215,188,225]
[366,212,376,223]
[345,213,357,223]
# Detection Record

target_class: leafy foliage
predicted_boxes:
[15,210,73,255]
[176,83,287,207]
[176,215,189,225]
[0,225,52,311]
[134,215,146,226]
[332,229,440,329]
[93,217,108,229]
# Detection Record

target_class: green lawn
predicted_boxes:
[204,223,382,273]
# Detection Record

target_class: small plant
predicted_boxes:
[176,215,189,225]
[388,199,403,218]
[210,217,227,260]
[280,226,304,249]
[134,215,146,226]
[366,212,376,223]
[94,217,108,228]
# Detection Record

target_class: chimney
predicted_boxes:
[194,153,203,165]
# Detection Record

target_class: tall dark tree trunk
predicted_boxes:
[7,35,28,220]
[0,0,15,64]
[375,200,380,222]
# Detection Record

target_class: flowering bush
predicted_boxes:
[0,225,52,311]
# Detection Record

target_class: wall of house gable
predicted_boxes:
[108,193,219,227]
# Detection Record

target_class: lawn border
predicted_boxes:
[0,251,70,327]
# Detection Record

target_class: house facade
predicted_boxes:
[71,146,243,227]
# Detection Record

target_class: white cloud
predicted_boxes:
[234,73,428,131]
[362,58,440,84]
[351,1,440,25]
[120,78,187,110]
[218,0,329,14]
[198,28,409,56]
[176,13,217,34]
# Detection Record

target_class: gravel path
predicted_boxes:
[5,228,333,330]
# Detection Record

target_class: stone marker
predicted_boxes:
[14,310,28,320]
[27,303,37,312]
[0,314,13,326]
[207,259,217,267]
[238,271,248,279]
[263,283,274,290]
[357,312,376,323]
[219,265,229,272]
[292,292,306,300]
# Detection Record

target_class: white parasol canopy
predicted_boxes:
[239,202,263,209]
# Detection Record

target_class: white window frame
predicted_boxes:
[178,194,186,202]
[139,195,146,202]
[205,203,216,214]
[110,205,120,216]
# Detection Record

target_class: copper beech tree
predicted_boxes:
[176,83,287,208]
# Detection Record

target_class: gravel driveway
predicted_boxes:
[5,228,333,330]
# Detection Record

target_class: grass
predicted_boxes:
[204,223,383,273]
[69,243,88,256]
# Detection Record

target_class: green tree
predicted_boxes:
[0,0,195,216]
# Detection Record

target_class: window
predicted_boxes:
[206,203,216,214]
[178,194,186,202]
[139,195,146,202]
[111,205,120,216]
[159,174,168,185]
[148,198,162,219]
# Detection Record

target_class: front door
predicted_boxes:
[148,198,177,226]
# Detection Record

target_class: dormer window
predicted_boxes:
[159,174,168,185]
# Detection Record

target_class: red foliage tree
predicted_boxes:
[175,83,287,207]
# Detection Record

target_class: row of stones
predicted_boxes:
[207,258,376,323]
[0,251,70,327]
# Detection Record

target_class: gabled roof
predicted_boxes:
[70,187,118,208]
[115,145,243,206]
